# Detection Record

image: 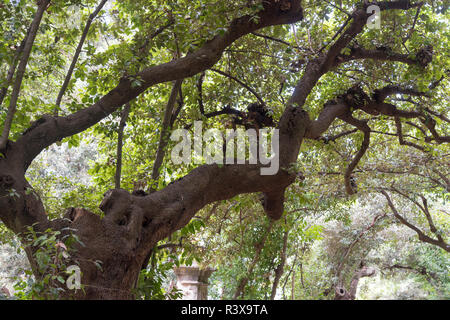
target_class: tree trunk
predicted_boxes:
[334,265,375,300]
[0,135,302,299]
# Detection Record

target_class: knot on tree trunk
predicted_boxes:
[235,0,304,30]
[100,189,132,224]
[0,174,14,189]
[100,189,144,246]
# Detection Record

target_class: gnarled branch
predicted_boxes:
[380,191,449,252]
[0,0,51,151]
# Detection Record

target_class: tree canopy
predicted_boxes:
[0,0,448,300]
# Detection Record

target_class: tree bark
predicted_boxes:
[150,79,184,189]
[54,0,109,115]
[334,265,375,300]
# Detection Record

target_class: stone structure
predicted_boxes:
[173,262,215,300]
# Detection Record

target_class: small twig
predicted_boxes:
[210,68,265,105]
[318,15,352,53]
[54,0,109,116]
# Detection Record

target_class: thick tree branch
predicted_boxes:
[202,105,245,119]
[335,46,423,66]
[306,77,440,195]
[305,102,348,139]
[305,78,426,142]
[373,85,430,102]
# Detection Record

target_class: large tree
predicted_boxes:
[0,0,448,299]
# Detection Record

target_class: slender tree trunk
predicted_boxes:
[291,270,295,300]
[270,230,288,299]
[299,262,304,289]
[0,31,28,107]
[0,0,50,150]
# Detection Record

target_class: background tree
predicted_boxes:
[0,0,448,299]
